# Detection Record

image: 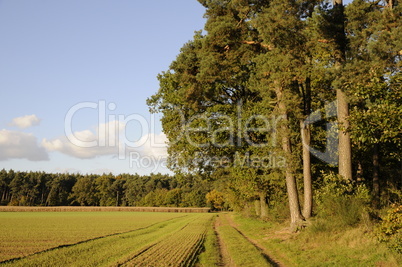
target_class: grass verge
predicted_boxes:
[196,214,220,266]
[233,214,402,267]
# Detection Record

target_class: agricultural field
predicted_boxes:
[0,211,190,263]
[0,209,275,266]
[1,209,395,266]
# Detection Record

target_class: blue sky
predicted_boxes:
[0,0,206,175]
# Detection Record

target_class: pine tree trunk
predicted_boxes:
[41,190,45,205]
[259,191,269,219]
[301,121,312,219]
[333,0,353,180]
[372,143,380,208]
[275,84,304,231]
[4,190,9,202]
[301,77,312,219]
[283,137,305,231]
[254,199,261,217]
[337,89,353,180]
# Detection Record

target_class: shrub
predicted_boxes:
[206,189,225,211]
[314,171,371,229]
[374,205,402,253]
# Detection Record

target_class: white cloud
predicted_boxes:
[42,132,119,159]
[0,129,49,161]
[134,132,168,158]
[42,121,124,158]
[42,121,168,160]
[10,114,41,129]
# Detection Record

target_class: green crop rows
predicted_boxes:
[0,212,213,266]
[0,211,277,266]
[0,212,187,262]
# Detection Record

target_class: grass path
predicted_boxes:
[213,213,281,267]
[224,213,284,267]
[214,216,232,266]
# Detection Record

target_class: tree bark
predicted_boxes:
[275,84,305,231]
[41,190,45,205]
[333,0,353,180]
[301,77,313,219]
[337,89,353,180]
[259,191,269,219]
[254,199,261,217]
[301,121,312,219]
[372,143,380,208]
[283,137,305,231]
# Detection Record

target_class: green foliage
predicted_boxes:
[314,171,371,228]
[95,174,116,206]
[344,0,402,200]
[45,174,76,206]
[206,189,225,211]
[374,205,402,253]
[0,169,209,208]
[70,176,98,206]
[182,188,207,207]
[147,0,401,224]
[315,171,371,204]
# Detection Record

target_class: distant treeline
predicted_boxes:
[0,169,213,208]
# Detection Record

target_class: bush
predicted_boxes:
[374,205,402,254]
[314,171,371,229]
[206,189,225,211]
[315,171,371,206]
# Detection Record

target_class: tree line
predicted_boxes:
[148,0,401,231]
[0,169,213,208]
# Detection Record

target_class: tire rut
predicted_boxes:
[214,215,234,267]
[223,213,285,267]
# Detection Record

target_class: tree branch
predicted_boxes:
[317,39,332,44]
[241,40,273,50]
